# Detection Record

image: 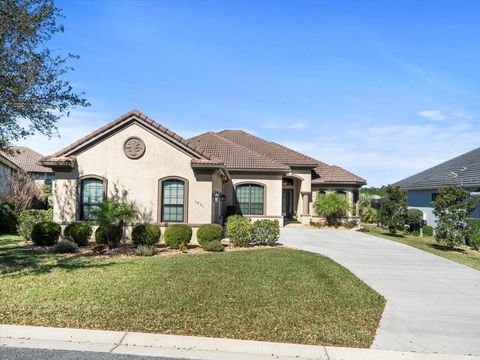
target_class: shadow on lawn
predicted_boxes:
[0,239,116,278]
[428,243,467,254]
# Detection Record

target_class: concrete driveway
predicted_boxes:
[280,227,480,356]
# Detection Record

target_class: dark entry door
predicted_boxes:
[282,188,294,218]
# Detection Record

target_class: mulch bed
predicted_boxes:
[19,240,284,258]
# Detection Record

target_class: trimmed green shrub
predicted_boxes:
[31,221,61,246]
[252,219,279,246]
[132,224,161,246]
[95,225,123,246]
[64,222,92,246]
[51,240,78,253]
[17,208,53,241]
[197,223,223,247]
[423,225,433,237]
[466,219,480,251]
[136,245,157,256]
[203,240,224,252]
[225,215,253,247]
[164,224,192,249]
[0,202,18,234]
[406,209,423,233]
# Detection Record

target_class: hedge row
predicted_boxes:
[225,216,279,247]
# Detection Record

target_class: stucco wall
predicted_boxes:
[225,172,283,224]
[53,122,214,225]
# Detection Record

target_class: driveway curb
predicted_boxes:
[1,325,478,360]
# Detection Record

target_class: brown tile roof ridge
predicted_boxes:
[0,146,52,173]
[47,109,214,161]
[188,132,290,170]
[217,129,318,167]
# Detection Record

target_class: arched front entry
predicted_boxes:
[282,177,301,220]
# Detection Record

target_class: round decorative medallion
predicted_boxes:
[123,137,146,159]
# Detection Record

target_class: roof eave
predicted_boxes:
[227,168,289,173]
[397,183,480,191]
[191,162,231,181]
[38,157,76,170]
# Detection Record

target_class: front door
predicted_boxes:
[282,188,294,218]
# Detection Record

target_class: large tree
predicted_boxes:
[0,0,88,150]
[378,185,408,235]
[433,185,477,249]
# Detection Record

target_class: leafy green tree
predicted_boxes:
[433,185,477,249]
[406,208,423,233]
[360,186,387,198]
[0,0,88,150]
[313,193,351,227]
[91,200,139,247]
[378,186,407,235]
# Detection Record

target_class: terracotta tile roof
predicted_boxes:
[189,130,366,184]
[217,130,319,167]
[44,109,218,164]
[0,146,52,173]
[188,132,289,171]
[312,163,366,185]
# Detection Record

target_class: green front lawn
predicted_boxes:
[0,235,384,348]
[361,225,480,271]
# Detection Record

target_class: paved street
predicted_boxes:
[0,347,176,359]
[280,227,480,355]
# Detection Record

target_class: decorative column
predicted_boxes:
[302,192,310,215]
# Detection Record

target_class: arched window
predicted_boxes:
[236,184,264,215]
[161,178,186,222]
[80,177,105,220]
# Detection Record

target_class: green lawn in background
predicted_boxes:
[361,225,480,271]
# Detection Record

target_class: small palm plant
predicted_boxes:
[91,199,139,247]
[313,193,352,227]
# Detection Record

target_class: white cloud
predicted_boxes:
[16,109,108,156]
[417,110,447,121]
[282,120,480,187]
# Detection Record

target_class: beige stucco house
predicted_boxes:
[40,110,365,239]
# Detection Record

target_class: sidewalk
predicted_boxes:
[1,325,478,360]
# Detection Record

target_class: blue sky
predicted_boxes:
[22,0,480,186]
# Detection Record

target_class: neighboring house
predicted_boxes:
[0,146,54,188]
[394,146,480,226]
[40,110,365,239]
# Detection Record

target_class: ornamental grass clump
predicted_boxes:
[203,240,224,252]
[51,240,78,253]
[136,245,157,256]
